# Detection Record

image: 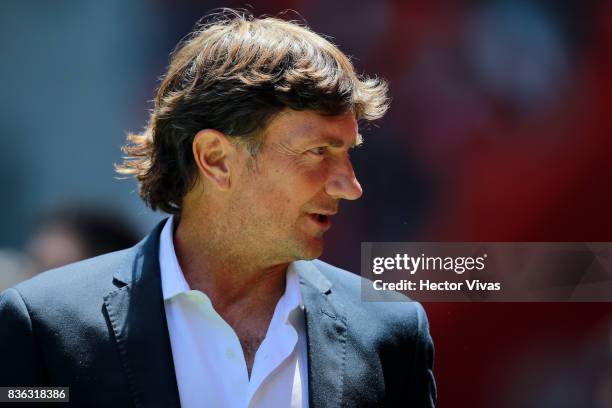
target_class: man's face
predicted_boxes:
[227,109,363,263]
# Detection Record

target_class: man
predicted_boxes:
[0,11,436,407]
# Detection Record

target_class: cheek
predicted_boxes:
[238,172,295,219]
[243,157,331,217]
[291,157,331,188]
[298,162,332,200]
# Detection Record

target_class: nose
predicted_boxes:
[325,158,363,201]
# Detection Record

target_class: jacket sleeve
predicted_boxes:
[411,302,437,407]
[0,288,47,386]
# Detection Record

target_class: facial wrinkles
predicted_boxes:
[277,136,350,205]
[266,139,317,175]
[259,132,354,209]
[268,138,299,157]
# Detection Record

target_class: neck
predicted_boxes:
[172,213,288,314]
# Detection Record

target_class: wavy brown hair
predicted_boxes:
[116,10,389,214]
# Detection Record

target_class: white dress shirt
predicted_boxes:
[159,217,309,408]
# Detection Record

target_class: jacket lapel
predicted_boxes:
[297,261,348,408]
[103,221,181,408]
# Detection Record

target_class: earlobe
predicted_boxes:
[192,129,234,191]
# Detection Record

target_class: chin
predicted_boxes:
[293,237,325,261]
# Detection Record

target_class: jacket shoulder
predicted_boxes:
[6,246,141,320]
[15,247,137,297]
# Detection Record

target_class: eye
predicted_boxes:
[308,146,327,156]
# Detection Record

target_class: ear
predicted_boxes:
[192,129,236,191]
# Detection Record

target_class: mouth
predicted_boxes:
[307,213,333,230]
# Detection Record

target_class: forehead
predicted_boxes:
[263,109,359,146]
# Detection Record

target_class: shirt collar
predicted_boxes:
[284,262,305,312]
[159,216,191,300]
[159,216,304,314]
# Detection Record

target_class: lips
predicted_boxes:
[307,212,334,229]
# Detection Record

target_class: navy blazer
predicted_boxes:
[0,222,436,407]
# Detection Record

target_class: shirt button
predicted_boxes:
[225,348,236,359]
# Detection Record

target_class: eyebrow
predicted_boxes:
[315,133,363,148]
